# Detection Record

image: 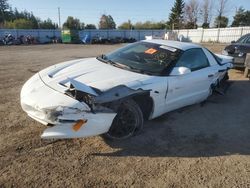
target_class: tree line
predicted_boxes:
[0,0,249,30]
[167,0,250,29]
[0,0,57,29]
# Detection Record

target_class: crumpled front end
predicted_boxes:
[20,73,116,139]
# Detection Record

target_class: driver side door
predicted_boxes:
[165,48,217,112]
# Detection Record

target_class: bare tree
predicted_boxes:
[200,0,213,28]
[216,0,229,28]
[184,0,199,29]
[217,0,229,17]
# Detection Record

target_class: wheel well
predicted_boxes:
[132,93,154,120]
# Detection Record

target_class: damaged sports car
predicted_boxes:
[21,40,233,140]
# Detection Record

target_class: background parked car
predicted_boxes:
[222,33,250,68]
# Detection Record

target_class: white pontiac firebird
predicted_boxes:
[21,40,233,140]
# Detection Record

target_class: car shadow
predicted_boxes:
[94,80,250,157]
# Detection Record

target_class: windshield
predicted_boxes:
[236,35,250,43]
[98,42,182,76]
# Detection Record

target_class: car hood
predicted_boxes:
[225,43,250,54]
[39,57,154,94]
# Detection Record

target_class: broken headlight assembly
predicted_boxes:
[65,84,95,108]
[42,106,86,124]
[42,108,63,122]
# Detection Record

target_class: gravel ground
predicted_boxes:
[0,43,249,188]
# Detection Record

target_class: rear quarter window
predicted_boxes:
[203,48,223,66]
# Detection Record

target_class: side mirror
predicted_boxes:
[170,67,191,76]
[231,40,236,44]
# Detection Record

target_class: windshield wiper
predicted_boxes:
[110,61,131,69]
[133,68,154,75]
[97,55,154,75]
[97,55,131,69]
[97,54,108,62]
[114,62,154,75]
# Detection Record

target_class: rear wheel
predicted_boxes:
[104,99,143,140]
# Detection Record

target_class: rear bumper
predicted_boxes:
[232,57,245,68]
[20,73,116,139]
[222,51,245,68]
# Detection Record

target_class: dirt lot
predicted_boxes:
[0,43,249,188]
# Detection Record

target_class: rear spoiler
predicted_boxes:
[215,54,234,67]
[216,54,233,61]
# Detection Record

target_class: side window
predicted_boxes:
[175,48,209,71]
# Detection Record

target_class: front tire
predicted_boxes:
[104,99,144,140]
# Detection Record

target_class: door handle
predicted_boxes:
[208,74,214,78]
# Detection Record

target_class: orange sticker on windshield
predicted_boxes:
[145,48,157,54]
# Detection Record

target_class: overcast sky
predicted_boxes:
[8,0,250,27]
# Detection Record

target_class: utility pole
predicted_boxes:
[58,7,61,29]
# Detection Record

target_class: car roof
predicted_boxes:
[241,33,250,37]
[143,39,202,51]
